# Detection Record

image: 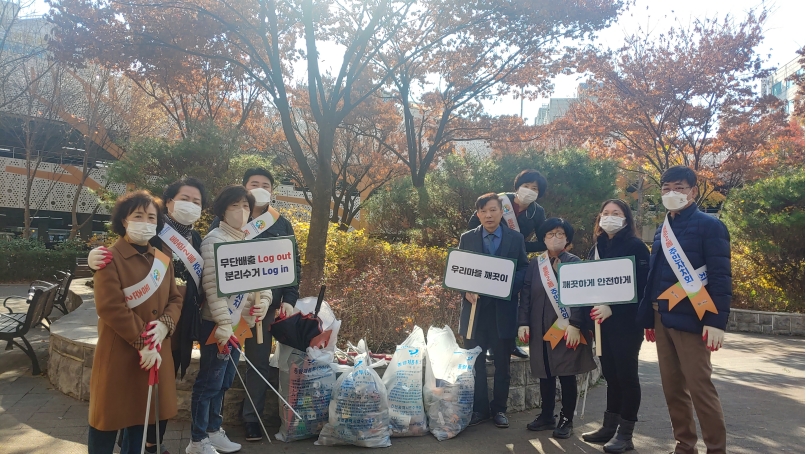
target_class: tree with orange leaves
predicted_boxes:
[552,10,791,204]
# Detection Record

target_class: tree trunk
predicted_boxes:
[300,124,335,294]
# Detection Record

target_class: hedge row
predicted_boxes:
[0,250,84,282]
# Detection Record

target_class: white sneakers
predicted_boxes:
[185,438,219,454]
[206,428,242,453]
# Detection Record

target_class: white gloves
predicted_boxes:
[139,345,162,370]
[145,320,169,348]
[214,324,234,347]
[518,326,530,343]
[702,326,725,351]
[465,292,479,304]
[564,325,581,349]
[280,303,296,318]
[590,305,612,324]
[88,246,113,271]
[249,298,270,320]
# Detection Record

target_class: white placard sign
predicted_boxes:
[557,256,637,307]
[443,248,517,299]
[214,236,298,297]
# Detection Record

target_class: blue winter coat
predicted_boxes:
[636,203,732,333]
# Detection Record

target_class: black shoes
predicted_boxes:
[468,411,491,426]
[526,412,556,431]
[244,422,262,441]
[604,419,636,453]
[582,411,620,443]
[512,346,529,358]
[552,412,573,439]
[493,412,509,428]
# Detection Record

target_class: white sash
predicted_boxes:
[660,216,709,290]
[158,224,202,289]
[499,194,520,232]
[123,249,171,309]
[537,252,570,329]
[243,210,277,240]
[227,293,247,325]
[598,242,707,283]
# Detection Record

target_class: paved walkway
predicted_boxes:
[1,282,803,453]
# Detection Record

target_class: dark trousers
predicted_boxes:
[463,303,515,415]
[191,320,240,442]
[88,425,142,454]
[242,322,275,423]
[601,323,643,421]
[540,341,578,418]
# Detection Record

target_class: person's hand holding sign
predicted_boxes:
[465,292,479,305]
[702,326,724,352]
[564,325,581,349]
[518,326,530,343]
[590,305,612,324]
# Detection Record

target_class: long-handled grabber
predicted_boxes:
[226,337,273,443]
[141,366,159,454]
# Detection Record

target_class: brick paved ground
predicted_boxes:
[1,282,803,454]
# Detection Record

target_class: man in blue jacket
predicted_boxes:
[637,166,730,454]
[458,193,528,429]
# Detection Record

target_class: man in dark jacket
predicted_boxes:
[468,169,546,360]
[210,168,301,442]
[459,193,528,429]
[636,166,730,454]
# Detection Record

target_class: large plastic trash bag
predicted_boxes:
[423,325,482,441]
[382,326,428,437]
[316,351,392,448]
[275,347,337,442]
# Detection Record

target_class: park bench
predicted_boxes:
[74,257,92,278]
[0,283,59,375]
[49,270,75,315]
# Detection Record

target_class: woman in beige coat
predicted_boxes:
[88,191,183,454]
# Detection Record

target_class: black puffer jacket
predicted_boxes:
[467,193,546,252]
[586,233,650,335]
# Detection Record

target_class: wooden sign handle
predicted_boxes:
[466,297,477,340]
[255,291,263,345]
[595,322,602,357]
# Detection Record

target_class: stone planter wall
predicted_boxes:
[727,308,804,336]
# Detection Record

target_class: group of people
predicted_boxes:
[84,163,731,454]
[459,166,731,454]
[86,169,300,454]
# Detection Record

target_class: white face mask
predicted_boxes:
[250,188,272,207]
[599,215,626,235]
[516,187,538,205]
[546,237,566,253]
[171,201,201,225]
[662,191,690,211]
[225,208,250,229]
[126,221,157,244]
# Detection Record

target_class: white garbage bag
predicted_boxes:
[275,347,337,442]
[423,325,482,441]
[382,326,428,437]
[316,352,392,448]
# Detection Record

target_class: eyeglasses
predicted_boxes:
[661,186,691,194]
[545,232,566,239]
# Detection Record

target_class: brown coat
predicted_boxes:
[518,251,597,379]
[89,238,183,431]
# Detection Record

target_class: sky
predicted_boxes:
[23,0,804,123]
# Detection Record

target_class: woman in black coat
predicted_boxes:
[581,199,650,453]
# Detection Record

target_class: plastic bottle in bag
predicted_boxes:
[275,347,337,442]
[382,326,428,437]
[423,326,482,441]
[316,352,392,448]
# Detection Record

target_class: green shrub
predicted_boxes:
[723,171,805,312]
[0,250,83,282]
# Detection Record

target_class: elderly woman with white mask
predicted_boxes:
[186,185,272,454]
[517,218,596,440]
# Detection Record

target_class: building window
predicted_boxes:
[772,82,782,96]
